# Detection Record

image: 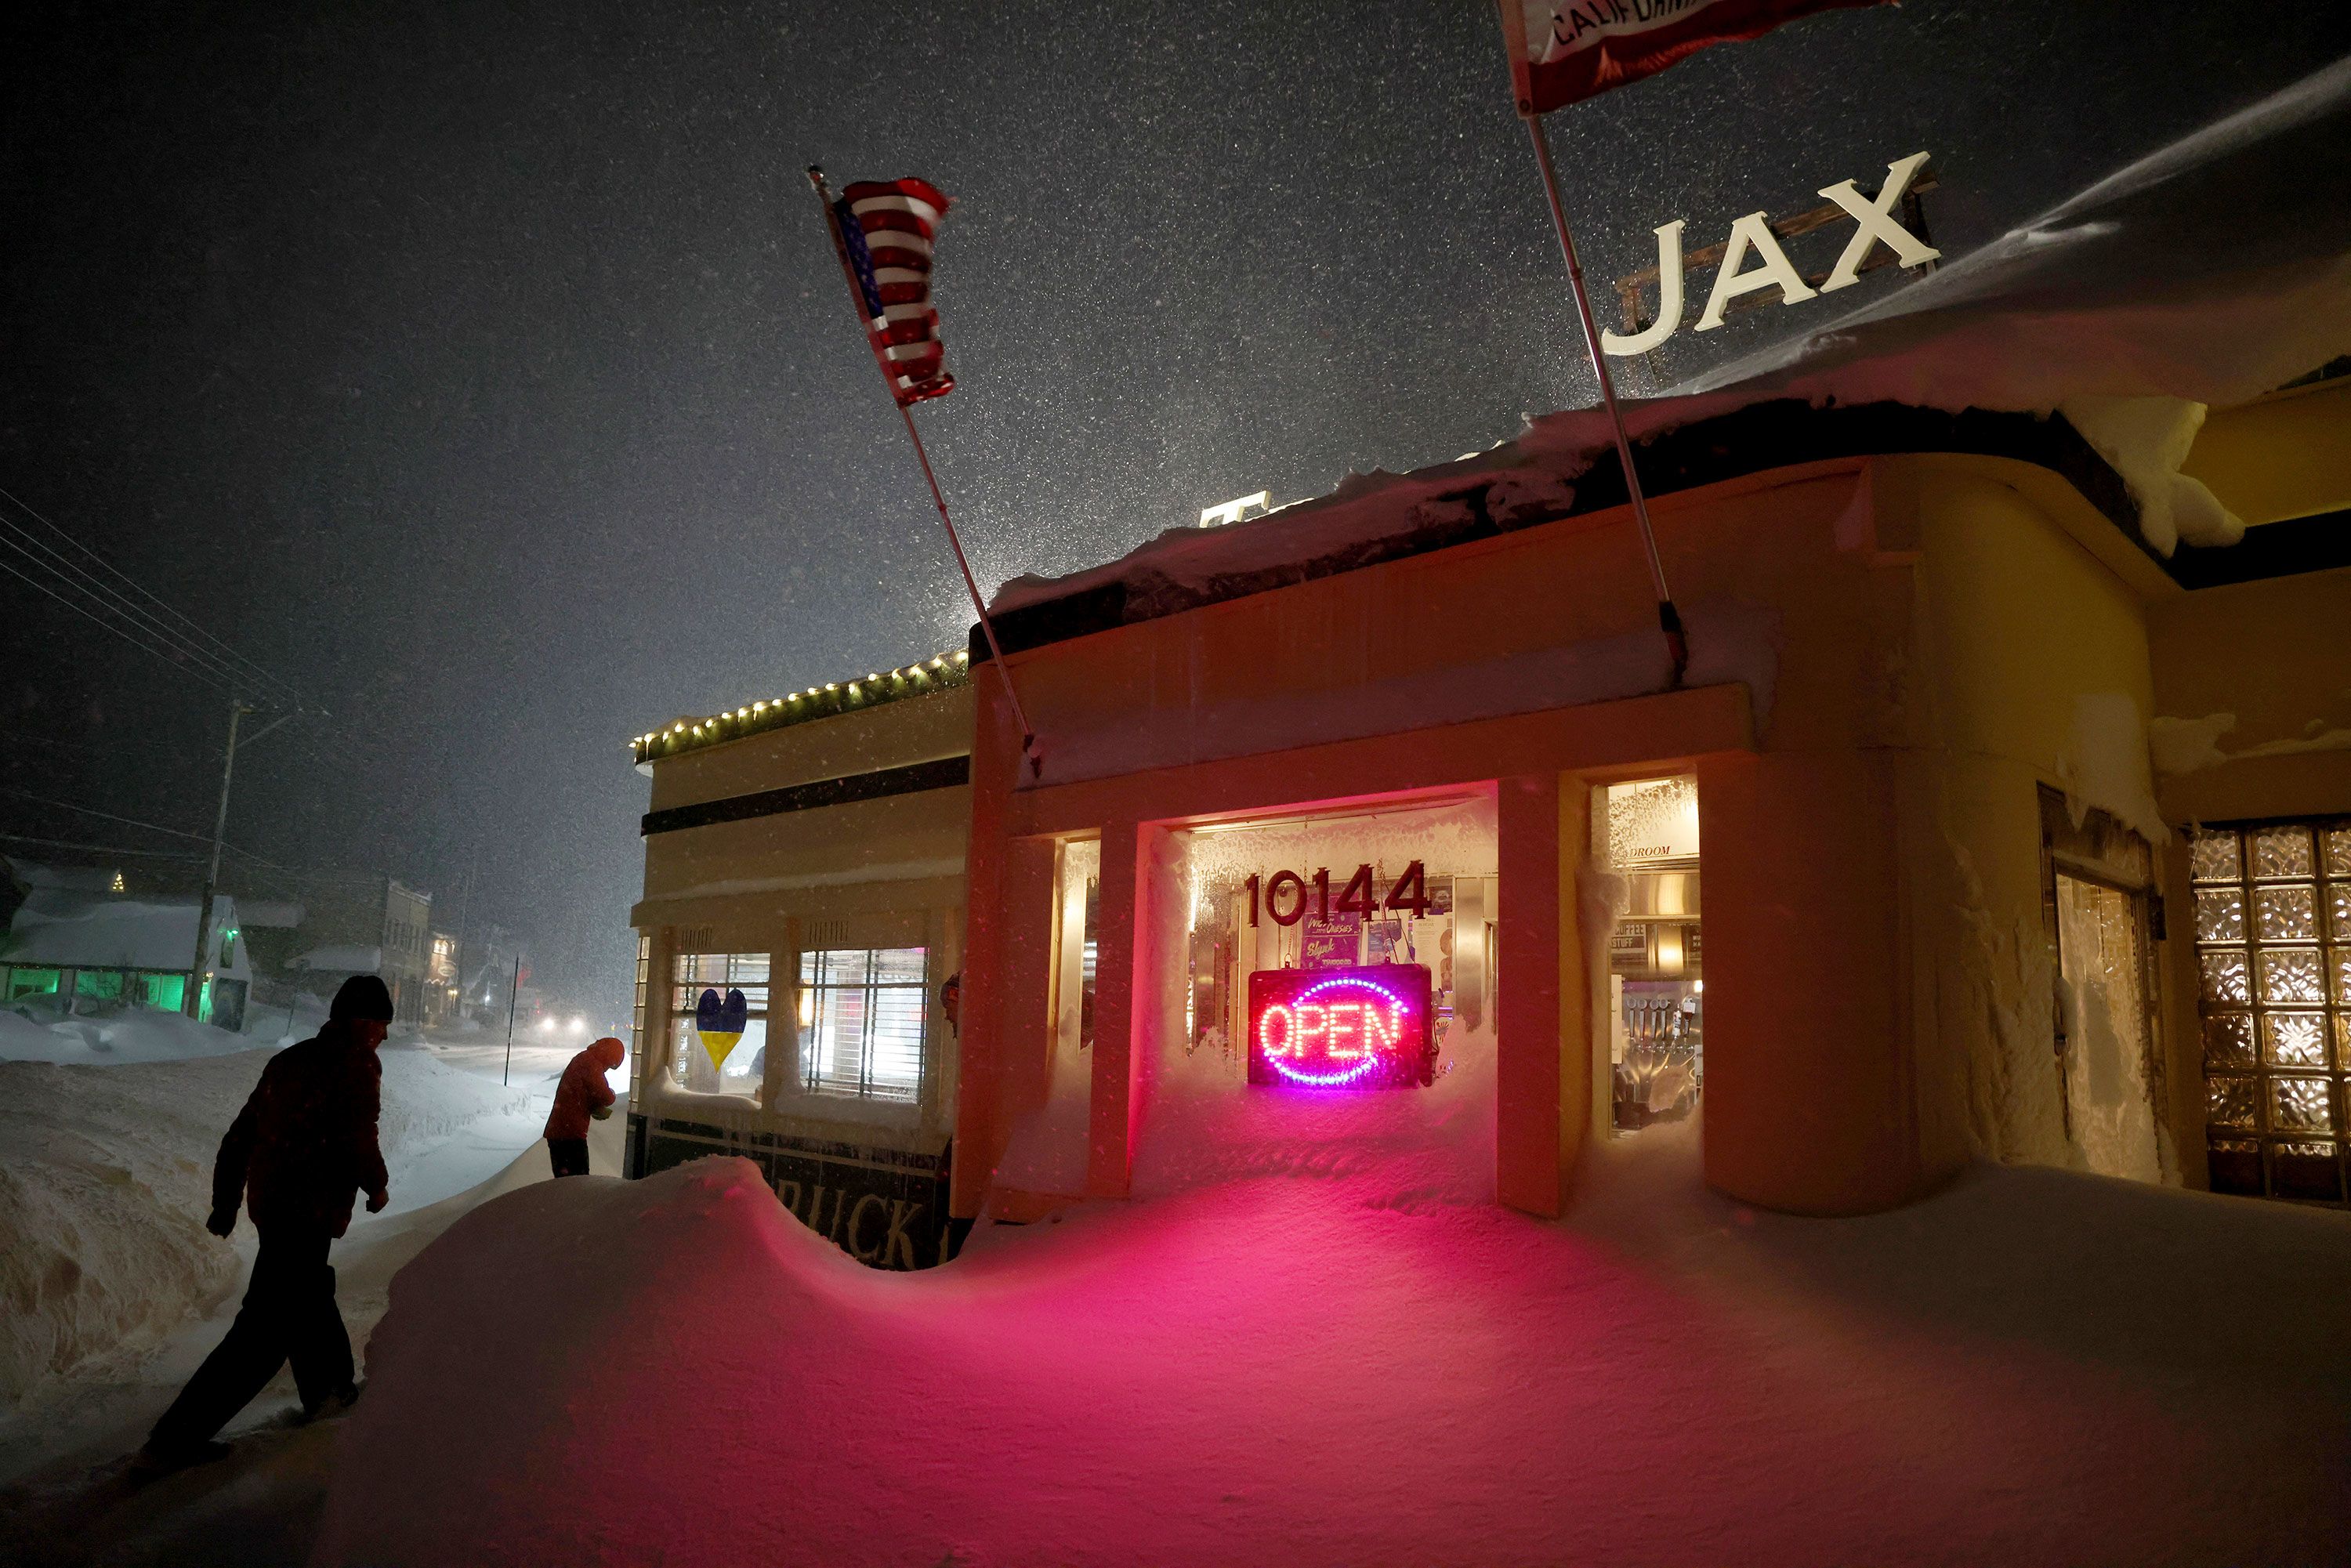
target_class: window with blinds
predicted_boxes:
[671,950,771,1096]
[798,946,927,1103]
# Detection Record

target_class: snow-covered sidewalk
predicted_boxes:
[302,1125,2351,1567]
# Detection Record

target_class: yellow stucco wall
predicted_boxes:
[632,684,975,1156]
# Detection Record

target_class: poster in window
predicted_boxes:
[1301,913,1364,971]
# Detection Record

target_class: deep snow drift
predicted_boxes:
[0,1038,549,1405]
[317,1130,2351,1566]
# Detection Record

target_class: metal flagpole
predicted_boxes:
[1520,111,1690,686]
[896,403,1040,772]
[806,165,1044,778]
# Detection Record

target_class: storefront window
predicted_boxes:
[797,947,927,1103]
[1138,793,1499,1194]
[74,969,126,1004]
[1597,775,1704,1136]
[4,966,62,1001]
[136,972,185,1012]
[2193,819,2351,1204]
[670,951,771,1097]
[630,934,651,1058]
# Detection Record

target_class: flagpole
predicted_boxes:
[1520,111,1689,686]
[896,401,1040,773]
[805,165,1042,777]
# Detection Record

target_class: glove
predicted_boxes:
[365,1190,389,1215]
[206,1208,237,1238]
[590,1104,614,1121]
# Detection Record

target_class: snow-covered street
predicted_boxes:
[0,1012,618,1515]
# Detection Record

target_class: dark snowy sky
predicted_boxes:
[4,2,2346,1011]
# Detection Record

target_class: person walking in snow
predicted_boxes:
[544,1035,624,1177]
[137,974,396,1470]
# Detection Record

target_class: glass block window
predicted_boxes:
[631,935,651,1050]
[798,947,928,1103]
[2192,820,2351,1204]
[669,951,771,1096]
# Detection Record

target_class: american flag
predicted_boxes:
[824,176,955,407]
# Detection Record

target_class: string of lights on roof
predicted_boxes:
[627,650,970,764]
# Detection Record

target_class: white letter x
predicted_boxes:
[1817,151,1940,293]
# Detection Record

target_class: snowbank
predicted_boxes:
[0,1049,546,1403]
[318,1135,2351,1566]
[0,1004,260,1066]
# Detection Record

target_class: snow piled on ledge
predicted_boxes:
[994,56,2351,617]
[317,1139,2351,1566]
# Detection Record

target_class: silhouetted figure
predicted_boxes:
[137,975,395,1469]
[545,1036,624,1177]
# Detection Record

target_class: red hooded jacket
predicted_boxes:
[212,1023,389,1238]
[545,1037,625,1143]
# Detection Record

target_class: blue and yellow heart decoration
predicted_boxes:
[694,986,748,1070]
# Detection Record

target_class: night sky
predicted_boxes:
[5,2,2346,1011]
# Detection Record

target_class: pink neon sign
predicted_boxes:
[1247,964,1435,1090]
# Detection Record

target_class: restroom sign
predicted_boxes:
[1248,963,1435,1090]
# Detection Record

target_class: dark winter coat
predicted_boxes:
[544,1037,625,1143]
[212,1024,389,1238]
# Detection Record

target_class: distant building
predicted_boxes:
[0,884,253,1030]
[262,872,436,1028]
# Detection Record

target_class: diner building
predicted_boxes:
[947,373,2351,1227]
[625,657,975,1269]
[622,378,2347,1268]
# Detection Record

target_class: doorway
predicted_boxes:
[1595,775,1703,1136]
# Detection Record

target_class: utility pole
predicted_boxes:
[186,699,252,1018]
[502,954,522,1086]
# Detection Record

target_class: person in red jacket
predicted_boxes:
[545,1035,625,1177]
[139,974,395,1469]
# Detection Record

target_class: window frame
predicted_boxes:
[795,944,930,1106]
[667,947,775,1102]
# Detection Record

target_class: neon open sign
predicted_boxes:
[1248,963,1434,1090]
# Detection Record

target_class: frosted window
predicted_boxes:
[2189,830,2241,883]
[799,947,927,1103]
[2252,826,2313,880]
[2190,819,2351,1204]
[2271,1078,2333,1134]
[2193,889,2244,944]
[2202,1014,2255,1070]
[2255,885,2318,943]
[2258,950,2324,1006]
[2263,1013,2328,1068]
[2206,1076,2257,1129]
[2200,950,2250,1005]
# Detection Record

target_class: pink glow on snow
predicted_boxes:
[1248,965,1431,1089]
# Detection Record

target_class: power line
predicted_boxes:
[0,550,244,698]
[0,524,278,701]
[0,484,306,708]
[0,784,289,870]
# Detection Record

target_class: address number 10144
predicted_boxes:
[1244,861,1429,928]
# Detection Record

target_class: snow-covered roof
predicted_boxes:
[2,890,232,972]
[990,57,2351,632]
[629,650,973,766]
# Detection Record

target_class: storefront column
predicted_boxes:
[1695,750,1925,1215]
[1086,819,1143,1199]
[1496,773,1567,1218]
[951,677,1023,1222]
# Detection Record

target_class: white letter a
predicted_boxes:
[1695,213,1816,331]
